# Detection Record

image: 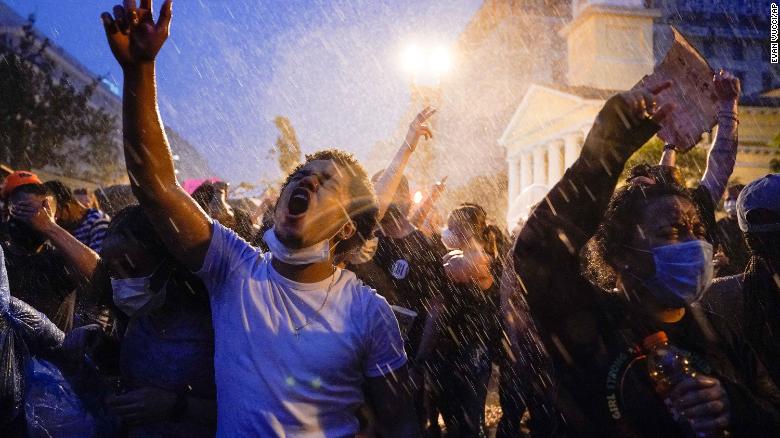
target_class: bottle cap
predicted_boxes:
[642,331,668,350]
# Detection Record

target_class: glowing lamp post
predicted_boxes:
[401,44,452,87]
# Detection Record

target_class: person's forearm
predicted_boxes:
[43,223,99,281]
[528,94,659,239]
[123,63,178,201]
[373,144,413,221]
[701,100,739,203]
[409,190,441,228]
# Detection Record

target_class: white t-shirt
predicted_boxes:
[196,223,407,437]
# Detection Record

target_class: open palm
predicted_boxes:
[101,0,172,67]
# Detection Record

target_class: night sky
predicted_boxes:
[6,0,481,183]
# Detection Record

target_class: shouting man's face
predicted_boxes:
[274,159,353,249]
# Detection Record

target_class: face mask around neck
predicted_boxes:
[628,240,714,308]
[264,227,342,265]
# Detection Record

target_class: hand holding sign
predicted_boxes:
[633,28,718,151]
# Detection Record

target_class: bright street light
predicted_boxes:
[400,43,453,85]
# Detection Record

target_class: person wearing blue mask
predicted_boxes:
[506,85,780,437]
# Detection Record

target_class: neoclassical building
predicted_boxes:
[500,0,779,228]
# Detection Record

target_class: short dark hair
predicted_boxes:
[280,149,378,255]
[43,180,77,209]
[104,205,167,258]
[583,165,699,290]
[191,182,218,210]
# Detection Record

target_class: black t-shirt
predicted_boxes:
[2,241,76,322]
[349,230,448,356]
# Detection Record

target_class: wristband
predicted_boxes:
[663,144,676,151]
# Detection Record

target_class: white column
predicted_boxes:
[507,156,521,203]
[547,139,564,186]
[533,147,546,185]
[564,132,584,168]
[520,153,532,191]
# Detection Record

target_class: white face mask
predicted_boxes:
[111,263,170,317]
[263,227,340,265]
[724,199,737,216]
[343,237,379,265]
[441,228,461,250]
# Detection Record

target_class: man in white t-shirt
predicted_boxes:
[100,2,418,436]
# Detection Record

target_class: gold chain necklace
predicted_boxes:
[284,267,337,340]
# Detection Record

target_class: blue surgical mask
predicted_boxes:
[633,240,714,308]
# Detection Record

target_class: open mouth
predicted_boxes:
[287,187,311,216]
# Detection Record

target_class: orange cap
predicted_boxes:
[1,170,42,199]
[642,331,669,350]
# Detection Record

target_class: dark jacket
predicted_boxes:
[510,94,780,437]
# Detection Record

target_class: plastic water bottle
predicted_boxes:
[643,331,728,437]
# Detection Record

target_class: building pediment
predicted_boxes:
[498,84,603,157]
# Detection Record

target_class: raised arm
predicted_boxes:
[373,107,435,221]
[512,84,672,322]
[700,70,740,204]
[102,0,211,271]
[10,199,99,283]
[409,177,446,228]
[522,83,672,243]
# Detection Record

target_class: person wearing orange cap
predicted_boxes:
[2,179,100,330]
[1,170,43,200]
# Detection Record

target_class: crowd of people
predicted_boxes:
[0,1,777,437]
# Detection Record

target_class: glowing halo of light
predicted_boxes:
[413,190,424,204]
[399,42,453,81]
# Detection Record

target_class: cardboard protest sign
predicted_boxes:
[633,27,717,151]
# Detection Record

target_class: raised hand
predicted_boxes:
[101,0,173,68]
[431,176,448,197]
[714,69,740,103]
[620,81,674,127]
[403,106,436,151]
[9,199,57,234]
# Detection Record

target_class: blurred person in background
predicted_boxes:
[430,202,508,438]
[2,175,98,330]
[95,185,138,218]
[715,184,749,276]
[721,175,780,388]
[74,187,99,210]
[45,180,111,253]
[349,170,449,432]
[192,180,255,242]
